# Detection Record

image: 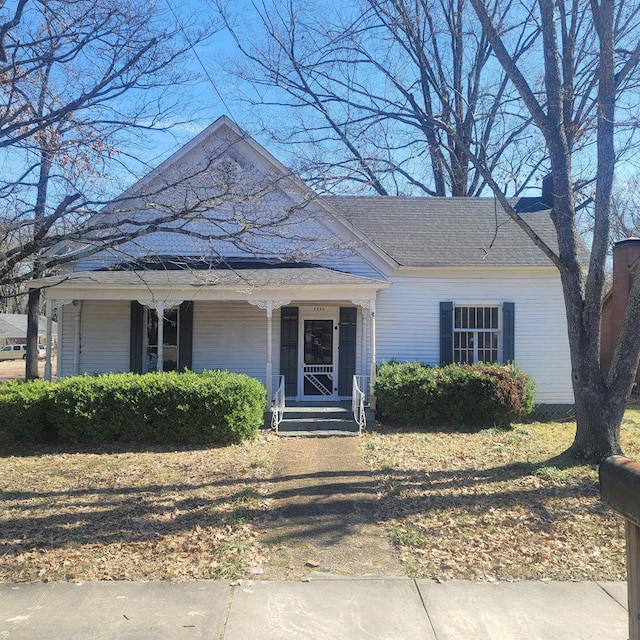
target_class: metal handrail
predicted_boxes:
[271,375,285,432]
[352,374,369,434]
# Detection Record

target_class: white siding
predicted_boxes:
[78,301,130,374]
[375,271,573,404]
[192,301,274,385]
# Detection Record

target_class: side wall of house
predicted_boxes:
[60,301,130,376]
[375,269,573,404]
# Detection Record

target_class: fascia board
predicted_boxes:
[38,280,388,302]
[393,265,561,279]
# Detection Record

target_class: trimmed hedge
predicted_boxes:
[0,370,266,445]
[375,361,535,429]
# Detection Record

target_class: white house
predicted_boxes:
[31,116,575,417]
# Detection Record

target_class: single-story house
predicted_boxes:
[31,116,575,414]
[0,314,57,348]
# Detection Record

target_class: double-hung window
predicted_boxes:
[453,305,500,364]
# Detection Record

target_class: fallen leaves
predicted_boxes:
[0,434,279,582]
[362,416,640,582]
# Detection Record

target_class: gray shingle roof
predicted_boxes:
[33,267,386,289]
[0,314,57,337]
[325,196,577,267]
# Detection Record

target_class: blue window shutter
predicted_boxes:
[280,306,298,396]
[338,307,357,396]
[440,302,454,365]
[178,302,194,371]
[130,301,144,373]
[503,302,515,363]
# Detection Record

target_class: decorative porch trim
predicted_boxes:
[246,299,292,403]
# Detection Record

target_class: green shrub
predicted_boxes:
[375,361,535,429]
[0,379,54,442]
[0,370,266,445]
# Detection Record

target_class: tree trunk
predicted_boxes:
[570,389,624,461]
[25,287,40,380]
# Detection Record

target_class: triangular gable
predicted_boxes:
[67,115,396,275]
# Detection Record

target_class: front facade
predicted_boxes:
[34,117,575,408]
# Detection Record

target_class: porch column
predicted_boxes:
[369,299,377,411]
[51,300,73,379]
[44,300,73,381]
[156,302,165,372]
[44,301,53,381]
[266,301,273,402]
[247,298,291,406]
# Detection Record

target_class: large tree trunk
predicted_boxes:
[25,288,40,380]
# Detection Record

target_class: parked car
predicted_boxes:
[0,344,46,361]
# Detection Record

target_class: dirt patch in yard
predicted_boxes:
[252,437,404,579]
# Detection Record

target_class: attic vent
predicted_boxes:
[212,159,242,188]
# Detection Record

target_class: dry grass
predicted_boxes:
[0,434,279,582]
[362,410,640,582]
[1,412,639,583]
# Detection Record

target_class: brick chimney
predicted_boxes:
[601,238,640,374]
[542,173,554,206]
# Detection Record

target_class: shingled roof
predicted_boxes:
[325,196,574,268]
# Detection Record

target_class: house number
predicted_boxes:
[313,306,325,312]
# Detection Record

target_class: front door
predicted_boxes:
[299,309,338,400]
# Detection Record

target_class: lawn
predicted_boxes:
[0,435,279,582]
[0,413,638,582]
[363,411,640,582]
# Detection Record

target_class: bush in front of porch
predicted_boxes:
[0,370,266,445]
[375,361,535,429]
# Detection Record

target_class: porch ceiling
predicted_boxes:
[30,266,389,302]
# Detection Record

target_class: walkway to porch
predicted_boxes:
[277,402,360,436]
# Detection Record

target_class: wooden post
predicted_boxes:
[627,520,640,640]
[600,455,640,640]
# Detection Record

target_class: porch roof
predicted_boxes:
[31,266,389,302]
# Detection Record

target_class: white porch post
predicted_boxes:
[247,298,291,405]
[266,300,273,404]
[44,300,53,381]
[369,299,377,411]
[156,302,165,373]
[54,300,73,379]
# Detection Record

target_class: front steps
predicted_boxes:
[277,403,359,436]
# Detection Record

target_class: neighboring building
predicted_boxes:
[0,314,57,348]
[601,237,640,379]
[31,116,575,410]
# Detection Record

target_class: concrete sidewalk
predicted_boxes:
[0,577,629,639]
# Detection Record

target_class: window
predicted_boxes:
[144,307,179,372]
[453,305,500,364]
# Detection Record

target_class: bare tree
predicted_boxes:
[218,0,640,460]
[452,0,640,461]
[217,0,545,196]
[0,0,215,377]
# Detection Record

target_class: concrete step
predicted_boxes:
[278,404,359,435]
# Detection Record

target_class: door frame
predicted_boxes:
[297,306,339,401]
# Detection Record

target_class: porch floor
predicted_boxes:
[277,402,359,436]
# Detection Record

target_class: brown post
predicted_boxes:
[600,455,640,640]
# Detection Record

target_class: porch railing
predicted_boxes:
[271,375,285,432]
[352,374,369,434]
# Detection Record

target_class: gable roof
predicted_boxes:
[324,196,576,268]
[0,314,57,337]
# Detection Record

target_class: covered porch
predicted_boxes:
[33,265,388,431]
